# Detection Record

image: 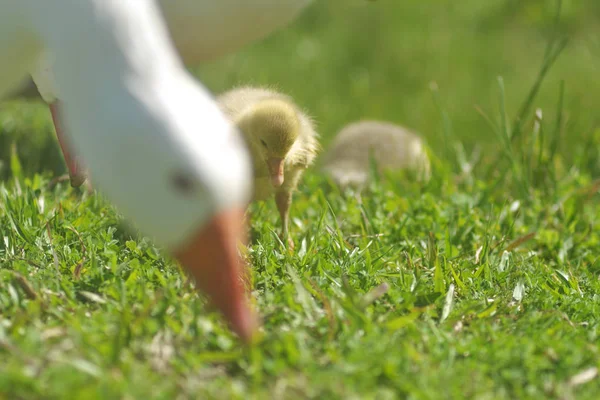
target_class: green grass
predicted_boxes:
[1,0,600,398]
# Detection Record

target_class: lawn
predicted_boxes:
[1,1,600,399]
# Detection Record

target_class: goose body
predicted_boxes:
[0,0,260,342]
[322,120,431,188]
[159,0,314,66]
[217,86,319,245]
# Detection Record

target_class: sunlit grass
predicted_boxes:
[1,1,599,398]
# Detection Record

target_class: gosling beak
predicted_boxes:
[268,157,285,187]
[171,207,258,343]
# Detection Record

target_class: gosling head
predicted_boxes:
[236,99,300,187]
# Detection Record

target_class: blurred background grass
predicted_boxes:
[1,0,599,180]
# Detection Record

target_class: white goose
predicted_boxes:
[11,0,317,187]
[0,0,322,342]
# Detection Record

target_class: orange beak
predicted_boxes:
[171,207,258,343]
[268,158,285,187]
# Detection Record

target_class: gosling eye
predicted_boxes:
[170,170,197,197]
[260,139,268,148]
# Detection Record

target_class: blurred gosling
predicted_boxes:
[217,86,320,247]
[321,120,431,188]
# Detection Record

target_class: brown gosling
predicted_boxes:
[217,86,320,247]
[321,120,431,188]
